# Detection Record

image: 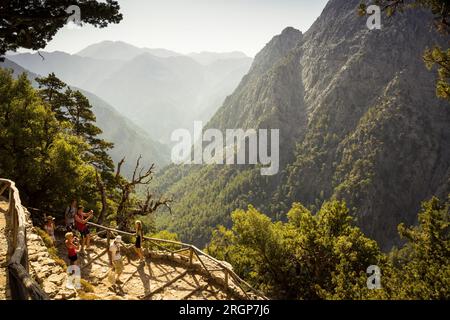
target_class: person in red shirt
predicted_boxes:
[65,232,80,265]
[75,206,94,252]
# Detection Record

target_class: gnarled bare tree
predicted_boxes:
[114,155,172,230]
[94,169,108,225]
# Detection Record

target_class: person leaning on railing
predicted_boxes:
[75,206,94,252]
[134,220,144,263]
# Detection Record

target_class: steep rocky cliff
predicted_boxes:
[155,0,450,250]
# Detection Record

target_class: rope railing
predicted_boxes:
[0,179,49,300]
[87,221,267,300]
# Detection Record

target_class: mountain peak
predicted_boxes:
[76,41,180,61]
[249,26,302,75]
[281,26,302,36]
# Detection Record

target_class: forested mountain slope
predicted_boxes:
[154,0,450,250]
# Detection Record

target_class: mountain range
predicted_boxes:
[7,43,253,144]
[77,40,249,65]
[76,40,181,60]
[152,0,450,250]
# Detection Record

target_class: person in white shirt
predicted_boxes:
[109,235,124,285]
[65,199,77,231]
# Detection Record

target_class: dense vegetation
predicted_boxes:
[0,69,97,209]
[207,196,450,299]
[0,69,167,231]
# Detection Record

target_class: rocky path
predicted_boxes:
[0,199,245,300]
[0,200,10,300]
[56,237,231,300]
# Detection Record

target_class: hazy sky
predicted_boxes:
[44,0,329,57]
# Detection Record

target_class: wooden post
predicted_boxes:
[0,183,8,197]
[224,269,230,300]
[189,248,193,267]
[1,179,49,300]
[224,269,229,288]
[106,231,112,266]
[11,190,18,251]
[8,187,13,214]
[22,232,29,273]
[8,265,26,300]
[6,186,13,258]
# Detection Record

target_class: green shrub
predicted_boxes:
[35,228,67,269]
[145,230,180,252]
[79,292,101,300]
[80,279,95,293]
[35,227,54,248]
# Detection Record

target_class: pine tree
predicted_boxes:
[424,47,450,100]
[0,69,96,209]
[36,74,115,172]
[386,196,450,299]
[36,73,69,121]
[68,90,114,171]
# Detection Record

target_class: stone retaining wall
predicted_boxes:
[24,208,75,299]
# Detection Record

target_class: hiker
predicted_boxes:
[44,216,56,244]
[65,199,77,231]
[109,235,124,285]
[134,220,144,262]
[65,232,80,266]
[75,206,94,252]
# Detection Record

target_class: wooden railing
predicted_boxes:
[87,221,267,300]
[0,179,49,300]
[0,178,266,300]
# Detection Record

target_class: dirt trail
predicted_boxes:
[56,236,231,300]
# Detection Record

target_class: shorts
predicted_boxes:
[79,227,90,238]
[68,254,78,262]
[135,236,141,249]
[66,222,74,232]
